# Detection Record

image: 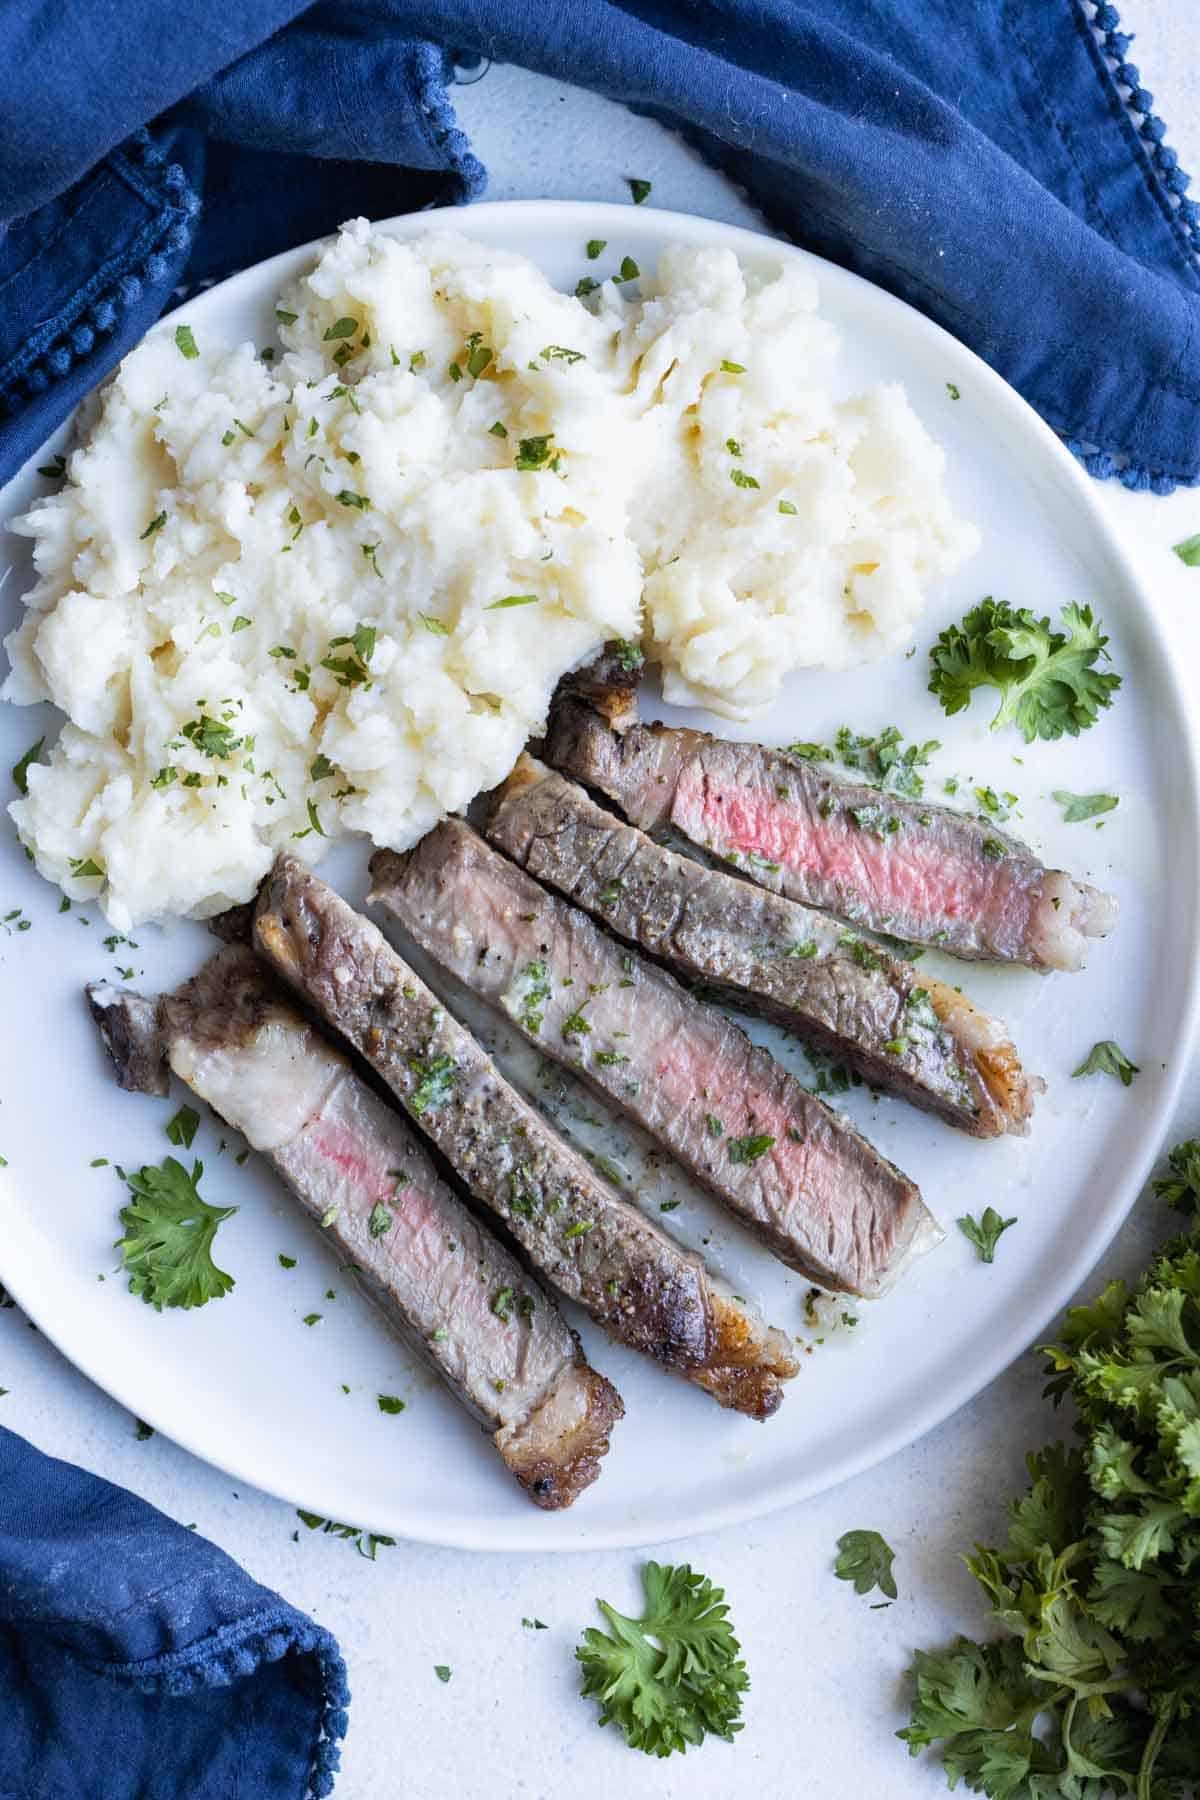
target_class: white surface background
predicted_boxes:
[5,10,1200,1796]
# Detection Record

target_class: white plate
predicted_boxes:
[1,201,1196,1552]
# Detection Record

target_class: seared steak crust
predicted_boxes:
[485,759,1037,1138]
[89,948,622,1509]
[545,689,1116,973]
[372,820,933,1297]
[255,857,797,1419]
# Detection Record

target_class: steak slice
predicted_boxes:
[254,856,797,1419]
[371,818,936,1296]
[545,688,1117,973]
[87,948,622,1509]
[485,758,1038,1138]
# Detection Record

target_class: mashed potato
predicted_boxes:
[3,220,976,928]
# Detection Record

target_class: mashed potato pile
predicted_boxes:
[4,220,976,928]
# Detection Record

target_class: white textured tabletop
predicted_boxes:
[5,9,1200,1796]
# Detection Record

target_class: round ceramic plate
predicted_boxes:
[1,201,1195,1552]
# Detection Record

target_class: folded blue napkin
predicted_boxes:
[1,0,1199,491]
[0,1425,348,1799]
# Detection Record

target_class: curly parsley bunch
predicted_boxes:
[901,1140,1200,1796]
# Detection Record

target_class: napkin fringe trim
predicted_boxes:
[109,1602,349,1799]
[0,129,199,427]
[1087,1,1200,269]
[409,42,487,202]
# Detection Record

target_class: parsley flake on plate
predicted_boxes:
[1073,1039,1139,1086]
[434,1664,452,1683]
[834,1529,898,1599]
[174,324,199,359]
[165,1105,200,1150]
[956,1207,1017,1264]
[577,1561,747,1756]
[1172,531,1200,566]
[376,1394,406,1415]
[1052,788,1118,823]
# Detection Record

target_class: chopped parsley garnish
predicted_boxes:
[323,317,358,342]
[12,737,44,795]
[135,1419,154,1440]
[336,488,370,510]
[728,1133,775,1165]
[465,333,493,377]
[563,1220,595,1239]
[729,469,759,489]
[586,238,607,259]
[488,419,508,437]
[140,511,167,540]
[725,437,742,457]
[561,1009,592,1042]
[68,856,104,879]
[232,616,252,633]
[407,1054,458,1116]
[626,178,652,204]
[275,307,298,326]
[705,1114,724,1138]
[486,593,538,609]
[883,1037,908,1056]
[117,1156,236,1310]
[367,1202,393,1238]
[617,255,640,282]
[834,1530,897,1599]
[515,961,552,1034]
[539,344,586,364]
[612,638,645,672]
[165,1105,200,1150]
[278,1254,296,1269]
[783,939,819,959]
[292,798,327,841]
[37,453,67,480]
[214,590,237,607]
[1052,788,1118,823]
[575,276,600,298]
[840,934,886,973]
[980,837,1005,860]
[594,1050,629,1067]
[515,434,555,471]
[946,381,961,400]
[1172,532,1200,566]
[434,1665,451,1684]
[182,715,242,758]
[1072,1039,1139,1086]
[778,499,797,515]
[595,880,623,906]
[956,1207,1017,1263]
[928,597,1121,741]
[174,324,199,359]
[296,1510,395,1559]
[849,802,901,837]
[376,1394,406,1414]
[303,1313,322,1327]
[418,613,449,636]
[720,360,746,374]
[577,1561,747,1756]
[492,1287,515,1323]
[310,755,334,781]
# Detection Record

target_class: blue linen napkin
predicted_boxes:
[0,1425,348,1799]
[1,1,1199,491]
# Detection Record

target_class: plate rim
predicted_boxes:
[2,196,1197,1553]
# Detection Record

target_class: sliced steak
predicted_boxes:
[253,856,797,1420]
[484,758,1037,1138]
[87,948,622,1509]
[545,690,1117,972]
[371,819,937,1295]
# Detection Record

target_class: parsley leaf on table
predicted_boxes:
[957,1208,1018,1264]
[928,597,1121,741]
[576,1562,748,1757]
[834,1530,898,1599]
[116,1157,236,1310]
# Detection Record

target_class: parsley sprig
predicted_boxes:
[928,597,1121,742]
[577,1562,748,1757]
[116,1157,236,1310]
